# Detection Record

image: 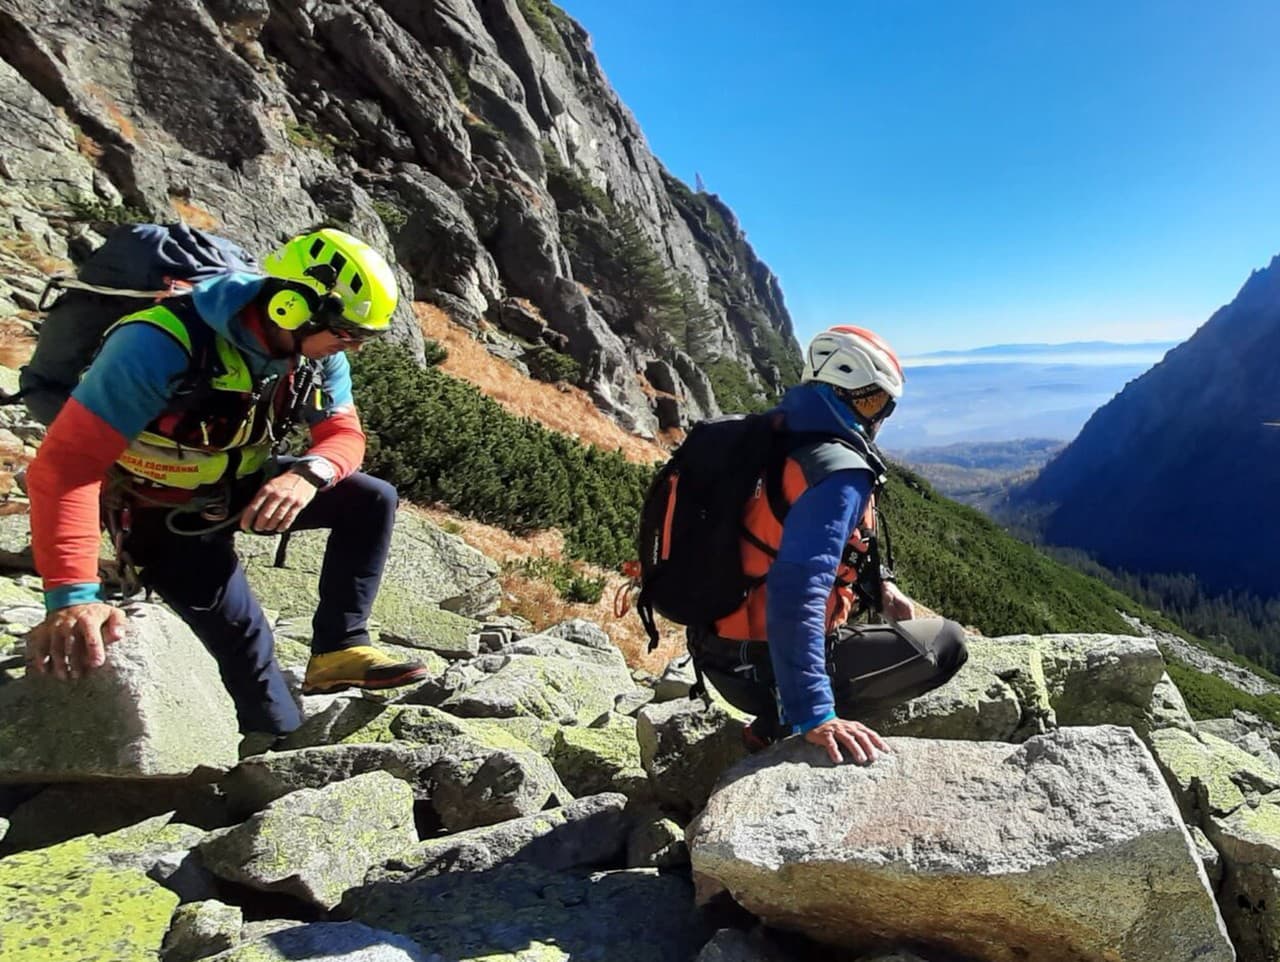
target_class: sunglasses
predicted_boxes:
[327,324,378,344]
[836,388,896,424]
[313,302,379,344]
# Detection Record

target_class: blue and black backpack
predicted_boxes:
[9,223,255,424]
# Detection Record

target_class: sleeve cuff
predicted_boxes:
[44,583,104,612]
[794,710,838,735]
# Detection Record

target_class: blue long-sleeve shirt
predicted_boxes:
[764,383,878,732]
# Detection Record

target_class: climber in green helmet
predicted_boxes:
[25,225,429,743]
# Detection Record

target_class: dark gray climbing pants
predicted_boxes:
[690,618,969,739]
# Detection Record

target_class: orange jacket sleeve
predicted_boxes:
[303,407,366,481]
[28,398,130,604]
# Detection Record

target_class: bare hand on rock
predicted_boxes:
[25,603,128,680]
[804,718,890,765]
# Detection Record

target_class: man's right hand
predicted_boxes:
[804,718,890,765]
[25,603,129,680]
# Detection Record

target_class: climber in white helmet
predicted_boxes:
[687,325,968,764]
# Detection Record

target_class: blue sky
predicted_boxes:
[557,1,1280,354]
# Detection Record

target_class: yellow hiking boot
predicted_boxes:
[303,645,430,695]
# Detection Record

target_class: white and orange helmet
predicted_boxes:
[802,325,905,398]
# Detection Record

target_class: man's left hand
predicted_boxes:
[881,581,915,621]
[240,472,317,533]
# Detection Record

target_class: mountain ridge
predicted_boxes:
[1015,252,1280,597]
[906,339,1180,360]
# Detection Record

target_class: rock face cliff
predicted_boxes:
[1015,254,1280,596]
[0,0,801,437]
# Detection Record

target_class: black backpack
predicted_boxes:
[10,223,255,424]
[634,413,888,650]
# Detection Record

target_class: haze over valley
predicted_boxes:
[880,340,1179,451]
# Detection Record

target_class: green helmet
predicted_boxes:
[261,228,398,334]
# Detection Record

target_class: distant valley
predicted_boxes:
[881,340,1178,449]
[888,438,1064,513]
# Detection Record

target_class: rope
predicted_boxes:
[104,472,244,538]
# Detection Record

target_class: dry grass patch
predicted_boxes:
[0,233,71,277]
[85,84,139,142]
[170,196,219,231]
[416,302,668,465]
[73,128,104,163]
[413,503,564,562]
[413,502,684,673]
[0,320,36,369]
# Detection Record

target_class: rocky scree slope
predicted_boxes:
[0,0,799,436]
[1015,254,1280,597]
[1,490,1279,961]
[0,384,1272,961]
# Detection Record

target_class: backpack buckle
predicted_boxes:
[37,275,68,312]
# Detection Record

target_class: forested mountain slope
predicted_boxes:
[1015,255,1280,597]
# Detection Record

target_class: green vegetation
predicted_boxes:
[464,115,503,141]
[509,556,606,604]
[543,143,613,215]
[559,204,711,351]
[285,120,341,157]
[350,342,653,568]
[67,196,149,227]
[1163,654,1280,726]
[421,338,449,367]
[440,49,470,102]
[515,0,571,61]
[523,346,581,384]
[545,146,715,354]
[883,463,1136,636]
[666,176,731,238]
[371,199,408,232]
[1045,546,1280,680]
[756,325,804,388]
[704,358,769,414]
[1109,571,1280,677]
[606,207,698,339]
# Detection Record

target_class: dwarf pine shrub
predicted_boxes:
[509,557,607,604]
[524,346,580,384]
[351,342,655,569]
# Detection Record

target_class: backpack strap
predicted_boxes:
[762,432,884,526]
[39,274,194,311]
[106,305,197,356]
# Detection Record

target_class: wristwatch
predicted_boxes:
[291,458,336,489]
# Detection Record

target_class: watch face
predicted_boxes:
[298,461,334,486]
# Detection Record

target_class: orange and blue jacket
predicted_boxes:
[29,272,366,611]
[714,382,879,732]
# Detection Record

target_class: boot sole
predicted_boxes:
[302,666,430,696]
